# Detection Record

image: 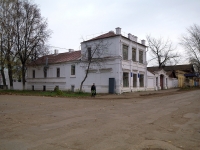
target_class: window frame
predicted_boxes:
[71,64,75,75]
[123,45,128,60]
[139,50,143,64]
[123,72,129,87]
[139,74,144,87]
[32,70,35,78]
[87,47,91,60]
[132,48,136,62]
[57,68,60,77]
[133,73,137,87]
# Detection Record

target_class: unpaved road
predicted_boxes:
[0,89,200,150]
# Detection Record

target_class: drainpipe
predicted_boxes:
[145,48,148,91]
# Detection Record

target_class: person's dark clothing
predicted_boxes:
[91,85,96,97]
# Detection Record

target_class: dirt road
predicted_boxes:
[0,89,200,150]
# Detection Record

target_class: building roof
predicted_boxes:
[147,64,195,73]
[82,31,147,47]
[82,31,118,43]
[90,31,117,40]
[29,50,81,65]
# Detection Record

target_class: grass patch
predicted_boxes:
[0,90,91,98]
[179,86,200,91]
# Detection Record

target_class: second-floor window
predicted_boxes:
[132,48,136,62]
[71,65,75,75]
[123,45,128,60]
[88,47,91,60]
[57,68,60,77]
[32,70,35,78]
[139,50,143,63]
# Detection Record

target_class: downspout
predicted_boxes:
[145,47,148,91]
[119,38,122,94]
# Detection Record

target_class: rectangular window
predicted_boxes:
[139,50,143,63]
[140,74,144,87]
[57,68,60,77]
[43,85,46,91]
[132,48,136,62]
[71,85,75,92]
[133,74,137,87]
[32,70,35,78]
[123,72,129,87]
[123,45,128,60]
[32,85,34,91]
[71,65,75,75]
[88,47,91,60]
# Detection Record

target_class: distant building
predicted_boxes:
[147,64,197,88]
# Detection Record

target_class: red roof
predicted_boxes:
[83,31,118,42]
[30,50,81,65]
[90,31,117,40]
[82,31,147,47]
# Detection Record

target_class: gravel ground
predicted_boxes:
[0,89,200,150]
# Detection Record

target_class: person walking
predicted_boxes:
[91,83,96,97]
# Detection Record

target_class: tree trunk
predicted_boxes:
[22,64,26,90]
[80,62,91,92]
[80,69,89,92]
[7,63,13,90]
[0,67,7,89]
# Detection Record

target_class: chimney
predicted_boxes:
[115,27,121,35]
[69,49,74,52]
[141,40,146,45]
[134,36,138,42]
[54,49,58,55]
[128,33,132,40]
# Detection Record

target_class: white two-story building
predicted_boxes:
[26,27,148,94]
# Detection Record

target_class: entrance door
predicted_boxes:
[109,78,115,94]
[160,75,164,90]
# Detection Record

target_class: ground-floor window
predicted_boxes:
[123,72,129,87]
[133,74,137,87]
[32,85,34,91]
[43,85,46,91]
[71,85,75,92]
[140,74,144,87]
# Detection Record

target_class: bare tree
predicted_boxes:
[13,0,51,90]
[79,39,110,92]
[180,24,200,73]
[146,35,179,68]
[0,31,7,89]
[0,0,17,89]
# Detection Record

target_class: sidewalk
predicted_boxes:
[96,88,180,100]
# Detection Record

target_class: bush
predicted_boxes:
[54,86,63,95]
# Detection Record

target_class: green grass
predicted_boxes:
[0,90,91,98]
[179,86,200,91]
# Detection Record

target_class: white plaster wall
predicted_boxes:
[168,78,178,88]
[147,71,155,90]
[80,59,121,93]
[27,63,70,91]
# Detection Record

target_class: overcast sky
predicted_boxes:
[34,0,200,63]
